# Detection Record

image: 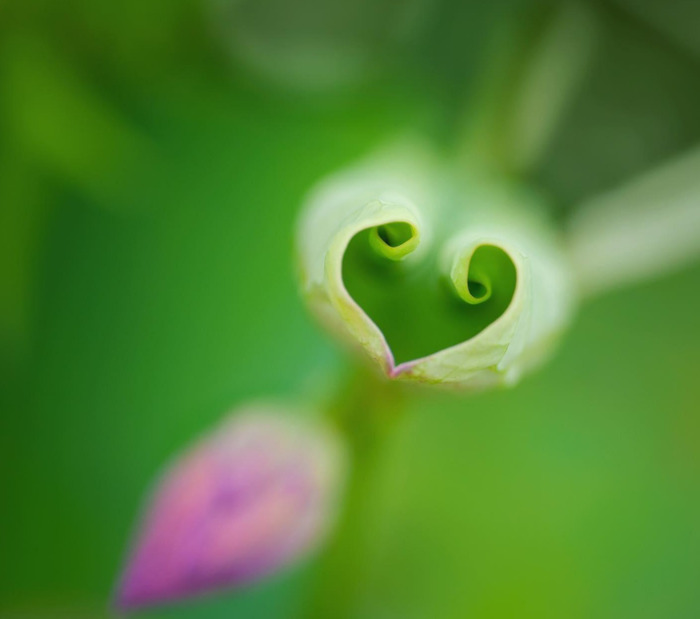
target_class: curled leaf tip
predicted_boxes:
[115,404,345,610]
[368,221,420,261]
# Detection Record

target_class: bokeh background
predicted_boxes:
[2,0,700,617]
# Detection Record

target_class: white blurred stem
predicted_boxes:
[506,1,598,173]
[568,146,700,299]
[461,1,598,176]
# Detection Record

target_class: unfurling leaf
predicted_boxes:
[296,142,575,390]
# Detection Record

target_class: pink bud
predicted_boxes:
[115,404,345,610]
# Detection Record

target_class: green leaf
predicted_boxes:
[297,141,575,389]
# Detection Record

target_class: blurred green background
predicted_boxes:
[2,0,700,617]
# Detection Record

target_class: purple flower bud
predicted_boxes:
[115,404,346,610]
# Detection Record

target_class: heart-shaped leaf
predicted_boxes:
[343,229,516,365]
[297,141,574,389]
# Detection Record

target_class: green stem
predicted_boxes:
[457,1,598,178]
[305,363,407,619]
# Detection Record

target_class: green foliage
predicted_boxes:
[2,0,700,617]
